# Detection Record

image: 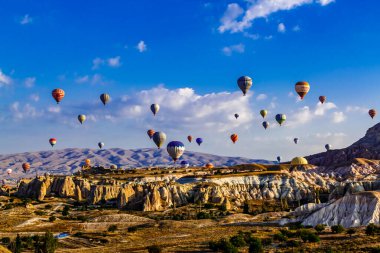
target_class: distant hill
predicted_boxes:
[0,148,271,179]
[307,122,380,167]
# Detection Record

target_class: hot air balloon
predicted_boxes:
[22,163,30,173]
[294,138,299,144]
[6,169,12,176]
[100,93,110,106]
[319,96,326,104]
[49,138,57,147]
[78,114,86,124]
[237,76,253,96]
[277,156,282,163]
[147,129,155,139]
[262,121,269,130]
[295,81,310,100]
[325,144,332,151]
[369,109,377,119]
[234,113,239,119]
[98,142,104,149]
[181,160,190,168]
[260,110,268,118]
[231,134,238,144]
[187,135,192,143]
[205,163,214,169]
[150,104,160,116]
[275,114,286,126]
[110,164,117,170]
[196,138,203,146]
[167,141,185,162]
[52,88,65,104]
[153,132,167,149]
[85,159,91,167]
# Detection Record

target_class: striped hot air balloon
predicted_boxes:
[52,89,65,104]
[369,109,377,119]
[237,76,253,96]
[22,163,30,173]
[150,104,160,116]
[230,134,238,144]
[98,142,104,149]
[153,132,166,149]
[100,93,110,106]
[295,81,310,100]
[147,129,155,139]
[49,138,57,147]
[294,138,299,144]
[262,121,269,130]
[180,160,190,168]
[167,141,185,162]
[276,114,286,126]
[319,96,326,104]
[325,144,332,151]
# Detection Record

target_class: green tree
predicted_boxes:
[107,225,117,232]
[14,234,22,253]
[314,224,326,233]
[42,231,57,253]
[249,237,263,253]
[229,234,246,247]
[331,224,345,234]
[365,223,379,236]
[347,228,356,237]
[62,206,70,216]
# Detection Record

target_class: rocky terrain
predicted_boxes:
[0,148,270,179]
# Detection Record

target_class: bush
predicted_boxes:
[249,237,263,253]
[49,216,56,222]
[273,233,287,242]
[35,210,46,216]
[1,237,11,244]
[229,234,247,247]
[128,226,137,233]
[314,224,326,233]
[209,238,238,253]
[261,237,273,246]
[331,225,345,234]
[45,205,53,209]
[107,225,117,232]
[299,230,320,243]
[347,228,356,237]
[62,205,70,216]
[366,223,380,236]
[147,245,162,253]
[286,240,301,247]
[196,211,211,219]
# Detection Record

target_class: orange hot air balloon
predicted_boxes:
[295,81,310,100]
[205,163,214,169]
[85,159,91,167]
[187,135,192,143]
[369,109,377,119]
[319,96,326,104]
[230,134,238,144]
[52,89,65,104]
[22,162,31,173]
[147,129,155,139]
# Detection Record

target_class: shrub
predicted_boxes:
[286,240,301,247]
[261,237,273,246]
[331,225,345,234]
[44,205,53,209]
[347,228,356,237]
[229,234,246,247]
[273,233,287,242]
[35,210,46,216]
[48,216,56,222]
[314,224,326,233]
[1,237,11,244]
[299,230,320,243]
[147,245,162,253]
[196,211,211,219]
[249,237,263,253]
[209,238,238,253]
[107,225,117,232]
[366,223,380,236]
[128,226,137,233]
[62,206,70,216]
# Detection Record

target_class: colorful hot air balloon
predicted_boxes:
[78,114,86,124]
[275,114,286,126]
[369,109,377,119]
[49,138,57,147]
[237,76,253,96]
[325,144,332,151]
[260,110,268,118]
[180,160,190,168]
[52,88,65,104]
[153,132,166,149]
[22,163,30,173]
[234,113,239,119]
[319,96,326,104]
[85,159,91,167]
[230,134,238,144]
[167,141,185,162]
[110,164,117,170]
[6,169,12,176]
[147,129,155,139]
[295,81,310,100]
[196,138,203,146]
[150,104,160,116]
[205,163,214,169]
[187,135,193,143]
[100,93,110,106]
[262,121,269,130]
[277,156,282,163]
[98,142,104,149]
[294,138,299,144]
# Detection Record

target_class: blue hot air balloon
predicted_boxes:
[277,156,282,163]
[196,138,203,146]
[180,160,190,168]
[167,141,185,162]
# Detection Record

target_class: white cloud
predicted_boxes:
[76,74,107,85]
[222,43,245,56]
[24,77,36,88]
[345,106,368,114]
[92,58,104,70]
[75,75,89,84]
[0,70,12,87]
[10,102,40,120]
[293,25,301,32]
[288,102,338,127]
[256,94,268,101]
[29,94,40,102]
[48,106,61,113]
[243,32,260,40]
[314,102,337,116]
[137,41,147,52]
[107,56,121,67]
[332,111,346,123]
[218,0,332,33]
[20,14,33,25]
[278,23,286,33]
[313,132,346,139]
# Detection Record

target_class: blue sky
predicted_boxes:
[0,0,380,161]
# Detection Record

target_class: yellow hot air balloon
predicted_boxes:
[260,110,268,118]
[291,157,308,165]
[85,159,91,167]
[295,81,310,100]
[78,114,86,124]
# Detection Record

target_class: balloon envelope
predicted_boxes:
[98,142,104,149]
[78,114,86,124]
[22,163,30,173]
[147,129,155,139]
[234,113,239,119]
[150,104,160,116]
[325,144,332,151]
[100,93,110,105]
[6,169,12,175]
[52,88,65,104]
[196,138,203,146]
[167,141,185,162]
[231,134,238,144]
[275,114,286,126]
[262,121,269,130]
[294,138,299,144]
[180,160,190,168]
[277,156,282,163]
[187,135,192,143]
[49,138,57,147]
[295,81,310,100]
[260,110,268,118]
[369,109,377,119]
[153,132,167,149]
[237,76,252,96]
[85,159,91,166]
[205,163,214,169]
[319,96,326,104]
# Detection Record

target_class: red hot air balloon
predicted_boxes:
[369,109,377,119]
[49,138,57,147]
[22,163,31,173]
[295,81,310,100]
[147,129,155,139]
[52,89,65,104]
[230,134,238,144]
[187,135,193,143]
[319,96,326,104]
